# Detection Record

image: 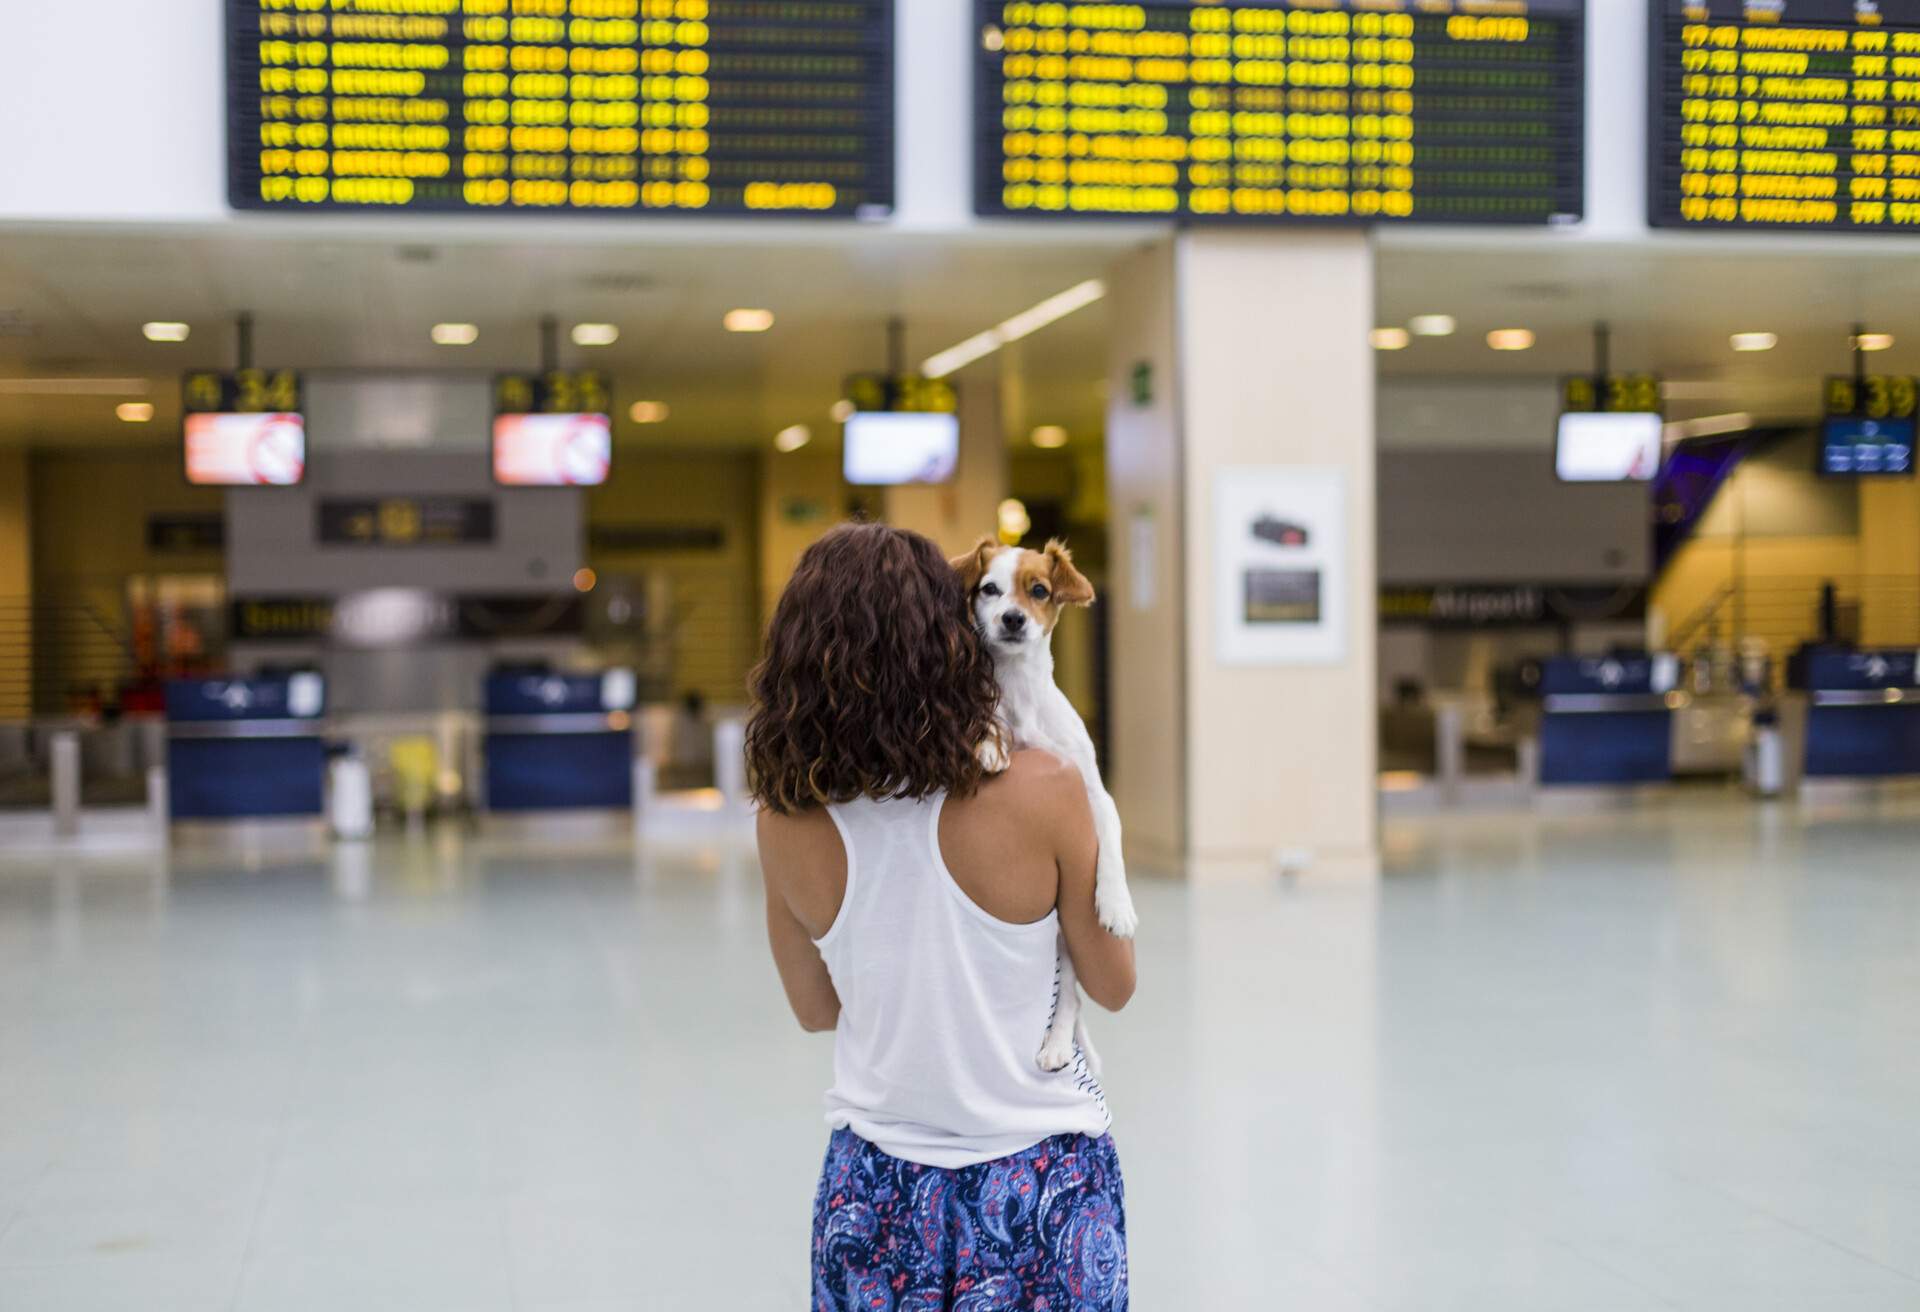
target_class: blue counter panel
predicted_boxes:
[1539,711,1673,786]
[485,732,632,811]
[167,737,326,819]
[1805,706,1920,779]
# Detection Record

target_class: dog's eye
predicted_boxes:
[1029,584,1049,601]
[980,583,1001,598]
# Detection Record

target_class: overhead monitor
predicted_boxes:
[225,0,894,217]
[1649,0,1920,232]
[184,411,307,486]
[973,0,1586,224]
[843,411,960,486]
[493,413,613,487]
[1821,417,1915,477]
[1556,411,1663,482]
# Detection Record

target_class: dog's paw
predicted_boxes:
[1036,1029,1077,1072]
[1095,880,1138,939]
[976,734,1011,775]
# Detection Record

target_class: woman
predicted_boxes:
[750,522,1135,1311]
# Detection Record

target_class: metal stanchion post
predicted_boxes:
[50,729,81,838]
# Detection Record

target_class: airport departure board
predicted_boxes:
[226,0,893,217]
[973,0,1585,224]
[1650,0,1920,231]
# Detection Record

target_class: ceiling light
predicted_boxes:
[142,322,189,343]
[1854,332,1895,352]
[774,424,811,453]
[1409,314,1456,337]
[571,322,618,347]
[116,402,154,422]
[829,398,856,423]
[1486,328,1535,351]
[431,322,478,346]
[1370,327,1410,351]
[923,279,1107,379]
[1730,332,1777,352]
[628,400,669,424]
[724,308,775,333]
[572,567,597,592]
[1031,424,1068,449]
[1663,412,1754,442]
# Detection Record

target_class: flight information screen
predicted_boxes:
[973,0,1585,224]
[1650,0,1920,231]
[226,0,893,217]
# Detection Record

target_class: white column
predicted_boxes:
[1106,231,1379,881]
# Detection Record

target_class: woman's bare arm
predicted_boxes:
[757,809,844,1032]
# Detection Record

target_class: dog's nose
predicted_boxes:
[1001,610,1027,633]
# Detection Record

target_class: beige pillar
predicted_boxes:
[1859,480,1920,647]
[1106,231,1378,881]
[884,374,1007,556]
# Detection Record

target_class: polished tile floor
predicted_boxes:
[1,793,1918,1310]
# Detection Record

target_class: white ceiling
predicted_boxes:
[3,224,1916,455]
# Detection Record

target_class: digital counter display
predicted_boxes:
[227,0,893,217]
[1650,0,1920,231]
[973,0,1585,224]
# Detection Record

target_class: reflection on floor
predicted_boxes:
[1,794,1918,1311]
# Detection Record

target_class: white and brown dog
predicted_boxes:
[952,537,1137,1073]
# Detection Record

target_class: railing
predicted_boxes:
[1671,575,1920,686]
[0,594,142,719]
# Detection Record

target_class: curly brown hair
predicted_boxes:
[746,522,1005,814]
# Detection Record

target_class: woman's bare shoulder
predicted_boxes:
[756,806,843,877]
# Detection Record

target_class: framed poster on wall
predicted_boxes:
[1213,466,1347,666]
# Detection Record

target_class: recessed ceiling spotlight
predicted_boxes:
[1370,327,1410,351]
[1487,328,1535,351]
[829,398,856,423]
[724,308,775,333]
[431,322,478,345]
[1853,332,1895,352]
[1730,332,1777,352]
[116,402,154,422]
[1409,314,1456,337]
[774,424,811,452]
[142,322,190,343]
[1031,424,1068,449]
[628,400,669,424]
[571,322,618,347]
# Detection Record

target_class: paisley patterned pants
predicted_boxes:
[810,1127,1128,1312]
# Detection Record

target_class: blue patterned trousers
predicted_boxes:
[811,1127,1128,1311]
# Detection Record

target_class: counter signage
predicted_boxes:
[494,370,611,417]
[974,0,1586,224]
[226,0,894,217]
[1821,372,1917,475]
[182,369,308,487]
[1649,0,1920,232]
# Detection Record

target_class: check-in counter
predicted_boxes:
[482,670,636,812]
[165,674,328,820]
[1531,654,1682,786]
[1783,646,1920,784]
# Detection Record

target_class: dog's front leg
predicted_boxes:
[1089,784,1137,938]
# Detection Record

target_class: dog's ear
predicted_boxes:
[949,536,997,593]
[1045,539,1095,607]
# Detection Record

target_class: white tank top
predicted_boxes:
[815,793,1110,1168]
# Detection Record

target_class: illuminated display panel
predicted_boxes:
[227,0,893,217]
[973,0,1585,224]
[1650,0,1920,232]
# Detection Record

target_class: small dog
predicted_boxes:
[952,537,1137,1073]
